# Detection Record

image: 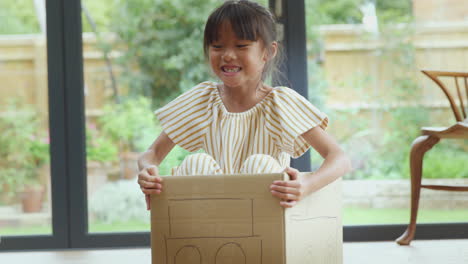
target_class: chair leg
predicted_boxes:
[396,135,440,246]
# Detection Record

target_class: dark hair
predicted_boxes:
[203,0,283,82]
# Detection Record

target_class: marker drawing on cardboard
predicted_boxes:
[151,173,342,264]
[166,197,261,264]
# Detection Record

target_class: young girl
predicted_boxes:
[137,0,351,210]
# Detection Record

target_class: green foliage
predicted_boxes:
[306,0,411,26]
[81,0,117,33]
[0,1,40,34]
[0,0,117,35]
[88,219,149,233]
[307,0,362,26]
[307,62,328,110]
[98,96,157,152]
[0,100,49,196]
[309,16,423,181]
[422,145,468,179]
[334,21,434,180]
[89,180,149,224]
[86,122,119,163]
[344,207,468,225]
[0,0,413,36]
[306,0,413,58]
[149,123,199,175]
[375,0,413,24]
[158,145,192,176]
[110,0,217,106]
[338,102,467,181]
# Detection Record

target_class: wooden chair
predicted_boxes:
[396,70,468,246]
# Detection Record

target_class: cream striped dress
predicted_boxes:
[155,81,328,174]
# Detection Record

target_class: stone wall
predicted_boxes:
[343,179,468,209]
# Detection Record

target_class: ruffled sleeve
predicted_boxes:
[154,82,215,152]
[264,87,328,158]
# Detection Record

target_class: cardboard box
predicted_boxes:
[151,173,342,264]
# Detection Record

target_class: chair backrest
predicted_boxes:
[422,70,468,122]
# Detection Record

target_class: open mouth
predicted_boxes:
[221,66,241,73]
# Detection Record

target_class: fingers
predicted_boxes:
[138,168,163,183]
[271,172,303,208]
[145,194,151,211]
[142,167,160,211]
[272,180,300,188]
[279,200,297,208]
[270,184,300,195]
[140,186,162,195]
[138,179,163,189]
[146,165,159,176]
[137,166,164,194]
[270,189,299,201]
[283,166,300,180]
[270,180,302,200]
[270,187,298,207]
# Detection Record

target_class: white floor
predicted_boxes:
[344,239,468,264]
[0,239,467,264]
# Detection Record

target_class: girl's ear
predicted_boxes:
[270,41,278,58]
[263,41,278,62]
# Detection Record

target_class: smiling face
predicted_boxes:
[208,22,269,90]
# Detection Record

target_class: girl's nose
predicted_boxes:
[222,49,236,61]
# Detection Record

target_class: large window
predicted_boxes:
[1,0,466,251]
[305,0,468,227]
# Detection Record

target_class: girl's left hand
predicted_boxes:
[270,167,306,208]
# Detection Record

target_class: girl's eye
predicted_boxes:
[237,44,249,48]
[211,45,222,49]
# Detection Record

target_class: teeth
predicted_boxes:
[223,67,240,73]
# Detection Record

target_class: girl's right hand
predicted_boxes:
[137,165,163,211]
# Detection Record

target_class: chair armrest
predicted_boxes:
[422,122,468,139]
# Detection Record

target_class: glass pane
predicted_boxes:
[82,0,148,233]
[306,0,468,225]
[0,1,52,235]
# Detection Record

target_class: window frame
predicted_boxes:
[1,0,466,251]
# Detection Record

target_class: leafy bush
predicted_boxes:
[89,180,149,224]
[340,107,430,180]
[0,0,117,34]
[341,115,467,181]
[110,0,217,106]
[146,123,196,175]
[98,96,158,153]
[306,0,412,57]
[0,100,49,195]
[158,145,192,176]
[0,1,39,34]
[86,122,119,163]
[81,0,117,32]
[422,145,468,179]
